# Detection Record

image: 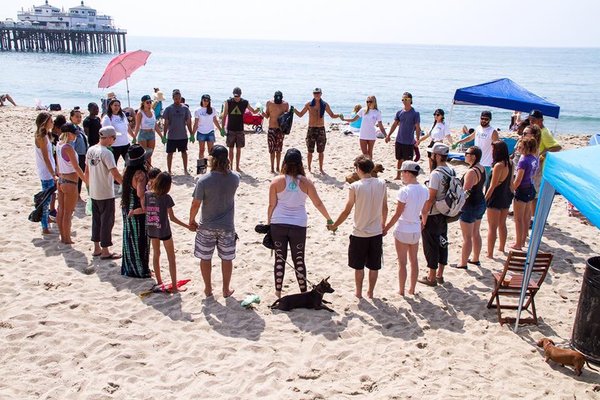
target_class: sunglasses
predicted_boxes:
[481,117,490,121]
[465,152,475,155]
[402,98,410,101]
[145,100,152,104]
[366,100,373,103]
[433,113,441,116]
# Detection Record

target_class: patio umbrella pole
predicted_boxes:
[126,78,131,108]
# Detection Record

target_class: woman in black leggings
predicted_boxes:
[267,148,333,298]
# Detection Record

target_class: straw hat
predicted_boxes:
[154,91,166,101]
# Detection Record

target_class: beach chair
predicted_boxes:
[486,250,553,325]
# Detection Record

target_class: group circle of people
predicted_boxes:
[33,85,562,299]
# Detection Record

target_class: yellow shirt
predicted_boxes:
[539,127,560,154]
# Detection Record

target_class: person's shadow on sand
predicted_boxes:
[273,304,350,341]
[201,295,265,341]
[356,298,424,340]
[405,292,466,333]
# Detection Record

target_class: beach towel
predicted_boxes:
[309,99,327,118]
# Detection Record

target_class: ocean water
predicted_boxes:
[2,36,599,134]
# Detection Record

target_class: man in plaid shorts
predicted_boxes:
[189,145,240,297]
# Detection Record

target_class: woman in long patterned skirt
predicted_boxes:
[121,145,150,278]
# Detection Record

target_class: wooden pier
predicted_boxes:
[0,25,126,54]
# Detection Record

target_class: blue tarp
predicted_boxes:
[454,78,560,119]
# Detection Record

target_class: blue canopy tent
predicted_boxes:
[453,78,561,118]
[515,145,600,330]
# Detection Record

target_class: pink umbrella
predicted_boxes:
[98,50,151,107]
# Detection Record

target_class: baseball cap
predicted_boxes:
[172,89,181,96]
[427,143,449,156]
[400,160,424,175]
[99,126,120,138]
[481,110,492,119]
[313,88,322,94]
[211,144,228,161]
[60,122,78,134]
[141,94,151,102]
[284,148,302,164]
[529,109,543,119]
[201,94,211,101]
[232,87,242,96]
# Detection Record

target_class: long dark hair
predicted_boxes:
[106,99,125,119]
[281,160,306,177]
[492,140,510,167]
[121,164,148,208]
[429,108,445,135]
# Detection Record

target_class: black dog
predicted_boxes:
[270,277,335,312]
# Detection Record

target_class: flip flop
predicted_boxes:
[92,252,102,257]
[451,264,468,270]
[100,253,122,260]
[418,277,437,287]
[467,259,481,267]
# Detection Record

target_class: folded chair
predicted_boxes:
[487,250,553,325]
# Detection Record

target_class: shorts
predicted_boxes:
[268,128,284,153]
[137,129,155,142]
[515,185,536,203]
[196,130,215,142]
[194,228,237,261]
[395,142,414,161]
[166,138,188,153]
[149,234,172,241]
[394,231,421,245]
[460,201,486,223]
[226,130,245,148]
[306,127,327,153]
[348,234,383,270]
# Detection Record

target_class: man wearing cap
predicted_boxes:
[85,126,124,260]
[262,91,290,173]
[328,155,388,299]
[454,111,499,183]
[293,88,341,174]
[189,145,240,298]
[222,87,258,172]
[162,89,193,175]
[386,92,421,180]
[419,143,454,287]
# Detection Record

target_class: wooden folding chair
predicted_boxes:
[486,250,553,325]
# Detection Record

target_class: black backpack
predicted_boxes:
[277,109,294,135]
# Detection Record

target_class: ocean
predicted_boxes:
[2,36,599,134]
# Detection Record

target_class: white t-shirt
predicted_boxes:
[349,177,387,237]
[430,122,450,142]
[357,109,382,140]
[102,114,130,147]
[394,183,429,233]
[475,125,495,167]
[86,144,117,200]
[194,107,217,134]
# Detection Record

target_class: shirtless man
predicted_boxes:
[0,93,17,107]
[262,91,289,173]
[293,88,341,174]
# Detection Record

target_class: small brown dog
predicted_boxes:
[345,163,385,184]
[537,338,598,376]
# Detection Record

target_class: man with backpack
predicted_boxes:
[419,143,465,287]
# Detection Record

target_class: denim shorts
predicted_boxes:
[196,130,215,142]
[137,129,155,141]
[460,201,486,223]
[515,185,536,203]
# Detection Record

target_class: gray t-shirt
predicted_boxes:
[86,144,117,200]
[145,192,175,239]
[394,108,420,145]
[192,171,240,230]
[163,104,191,140]
[428,165,454,215]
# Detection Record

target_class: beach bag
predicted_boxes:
[434,167,466,220]
[277,109,294,135]
[49,104,61,111]
[28,186,56,223]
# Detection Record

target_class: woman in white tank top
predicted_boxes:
[56,123,88,244]
[267,148,333,298]
[134,94,163,165]
[34,112,57,234]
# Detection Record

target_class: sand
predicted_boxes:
[1,106,599,399]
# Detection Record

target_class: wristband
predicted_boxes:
[327,219,334,225]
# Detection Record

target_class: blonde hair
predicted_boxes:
[364,96,378,115]
[352,104,362,113]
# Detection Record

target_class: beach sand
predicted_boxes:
[1,106,599,399]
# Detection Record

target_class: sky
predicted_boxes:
[2,0,599,47]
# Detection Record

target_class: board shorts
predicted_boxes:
[196,130,215,142]
[348,234,383,270]
[194,228,237,261]
[166,138,188,153]
[226,130,245,148]
[137,129,155,142]
[306,127,327,153]
[395,142,414,161]
[268,128,284,153]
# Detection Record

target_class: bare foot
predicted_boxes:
[204,289,213,297]
[236,168,242,173]
[319,169,325,174]
[398,290,405,296]
[270,169,275,174]
[509,244,522,250]
[366,291,374,299]
[61,239,74,245]
[223,289,235,298]
[42,229,52,235]
[355,291,362,299]
[486,254,494,259]
[394,174,401,180]
[408,290,415,295]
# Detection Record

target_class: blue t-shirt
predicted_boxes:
[517,154,538,188]
[394,108,420,145]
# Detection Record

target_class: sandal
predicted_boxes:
[451,264,468,270]
[436,277,445,284]
[467,259,481,267]
[100,253,122,260]
[418,277,437,287]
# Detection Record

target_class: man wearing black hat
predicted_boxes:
[528,109,561,158]
[293,88,341,174]
[163,89,193,175]
[189,145,240,298]
[262,91,290,173]
[222,87,258,172]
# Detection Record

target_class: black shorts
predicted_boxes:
[149,234,172,241]
[395,142,414,161]
[514,185,536,203]
[166,139,188,153]
[348,234,383,270]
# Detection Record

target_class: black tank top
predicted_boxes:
[462,164,485,207]
[487,163,514,209]
[226,98,248,131]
